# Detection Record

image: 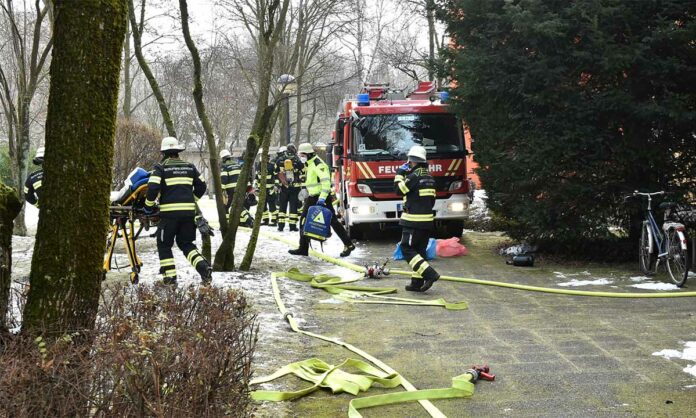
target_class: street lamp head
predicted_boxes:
[277,74,295,85]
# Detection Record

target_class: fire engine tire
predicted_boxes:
[347,223,365,240]
[436,221,464,239]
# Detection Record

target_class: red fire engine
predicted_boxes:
[329,81,470,239]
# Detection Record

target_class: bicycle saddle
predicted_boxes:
[659,202,678,209]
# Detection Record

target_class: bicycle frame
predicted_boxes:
[645,209,667,257]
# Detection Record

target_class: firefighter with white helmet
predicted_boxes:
[289,142,354,257]
[144,137,213,286]
[24,146,45,207]
[394,145,440,292]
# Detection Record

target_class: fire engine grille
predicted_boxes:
[360,176,459,194]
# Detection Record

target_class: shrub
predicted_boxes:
[0,284,258,417]
[113,118,161,186]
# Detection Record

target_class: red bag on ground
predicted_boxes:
[436,237,468,257]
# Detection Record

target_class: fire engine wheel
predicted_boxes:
[347,223,364,240]
[436,221,464,239]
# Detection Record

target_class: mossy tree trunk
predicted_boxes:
[0,184,21,333]
[22,0,128,336]
[213,0,290,271]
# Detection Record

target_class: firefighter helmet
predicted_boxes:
[298,142,314,155]
[219,149,231,160]
[407,145,427,163]
[35,147,45,159]
[160,136,185,152]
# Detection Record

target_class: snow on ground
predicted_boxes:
[557,278,614,287]
[551,270,684,291]
[652,342,696,378]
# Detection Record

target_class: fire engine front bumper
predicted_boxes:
[346,194,469,226]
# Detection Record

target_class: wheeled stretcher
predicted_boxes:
[103,168,158,284]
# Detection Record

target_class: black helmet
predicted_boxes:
[286,143,297,154]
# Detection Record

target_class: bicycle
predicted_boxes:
[629,191,690,287]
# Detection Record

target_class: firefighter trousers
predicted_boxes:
[225,188,253,227]
[400,227,439,283]
[277,186,300,227]
[262,191,277,224]
[297,194,351,251]
[156,216,210,280]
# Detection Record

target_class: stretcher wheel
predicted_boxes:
[129,272,139,285]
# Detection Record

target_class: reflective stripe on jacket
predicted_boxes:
[145,158,206,217]
[395,166,436,230]
[303,155,331,200]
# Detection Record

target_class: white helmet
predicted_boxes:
[219,149,231,159]
[35,146,45,159]
[160,136,185,152]
[298,142,314,154]
[407,145,427,163]
[278,146,287,153]
[257,147,264,155]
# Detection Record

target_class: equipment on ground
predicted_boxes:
[330,81,471,239]
[393,238,437,261]
[365,259,390,278]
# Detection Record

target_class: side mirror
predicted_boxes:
[334,145,344,156]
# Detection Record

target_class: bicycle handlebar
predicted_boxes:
[632,191,665,197]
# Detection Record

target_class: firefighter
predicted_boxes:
[220,149,252,227]
[144,137,213,286]
[275,143,303,231]
[24,146,45,207]
[395,145,440,292]
[255,148,278,226]
[289,142,354,257]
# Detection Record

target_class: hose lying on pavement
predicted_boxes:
[246,228,696,299]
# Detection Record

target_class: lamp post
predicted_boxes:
[277,74,296,145]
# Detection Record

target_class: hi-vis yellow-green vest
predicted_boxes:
[303,156,331,200]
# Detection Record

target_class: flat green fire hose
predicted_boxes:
[250,228,696,298]
[279,268,468,310]
[253,272,465,418]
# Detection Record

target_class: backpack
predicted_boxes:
[303,205,332,242]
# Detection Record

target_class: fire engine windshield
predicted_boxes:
[352,113,465,160]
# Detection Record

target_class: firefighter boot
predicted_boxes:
[201,267,213,286]
[162,276,178,287]
[288,237,309,256]
[289,224,298,232]
[405,277,425,292]
[340,243,355,257]
[420,274,440,292]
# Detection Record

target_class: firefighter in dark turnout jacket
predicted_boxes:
[274,143,304,231]
[255,148,278,225]
[220,149,252,227]
[145,137,213,286]
[24,146,45,207]
[395,145,440,292]
[289,143,354,257]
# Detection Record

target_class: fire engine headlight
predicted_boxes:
[357,184,372,194]
[352,205,376,215]
[448,180,463,191]
[447,202,466,212]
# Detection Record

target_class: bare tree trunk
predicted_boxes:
[0,184,20,333]
[179,0,228,235]
[128,0,176,137]
[294,71,302,144]
[426,0,436,81]
[122,15,132,118]
[23,0,127,335]
[240,107,279,270]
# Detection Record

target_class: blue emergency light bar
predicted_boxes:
[357,93,370,106]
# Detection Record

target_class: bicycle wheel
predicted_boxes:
[639,222,656,275]
[665,228,689,287]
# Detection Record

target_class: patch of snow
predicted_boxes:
[318,298,343,304]
[685,385,696,389]
[629,276,650,282]
[653,341,696,378]
[652,349,684,360]
[557,278,613,287]
[500,243,537,256]
[630,282,679,291]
